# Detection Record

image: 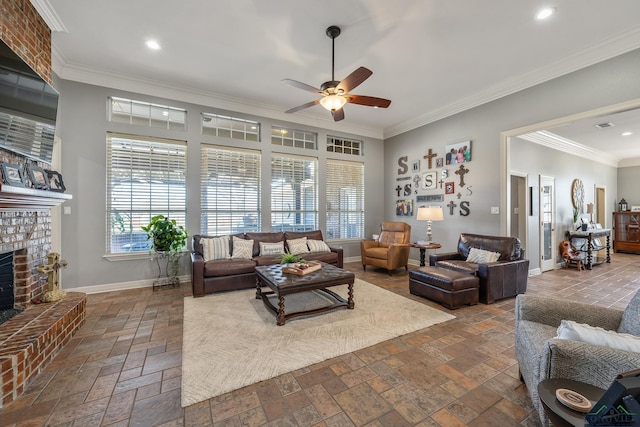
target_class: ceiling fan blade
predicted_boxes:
[336,67,372,93]
[285,99,320,114]
[346,94,391,108]
[282,79,323,94]
[331,108,345,122]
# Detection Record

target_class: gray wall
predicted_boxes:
[618,166,640,207]
[384,48,640,263]
[56,80,384,289]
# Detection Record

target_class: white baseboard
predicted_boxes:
[529,268,542,276]
[66,274,191,294]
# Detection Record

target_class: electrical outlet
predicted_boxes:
[514,207,519,214]
[491,206,499,214]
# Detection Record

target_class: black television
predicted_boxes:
[0,39,59,164]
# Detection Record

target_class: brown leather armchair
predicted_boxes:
[361,222,411,275]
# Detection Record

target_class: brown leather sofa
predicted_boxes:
[429,233,529,303]
[191,230,343,297]
[361,222,411,275]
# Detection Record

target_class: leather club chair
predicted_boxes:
[361,222,411,275]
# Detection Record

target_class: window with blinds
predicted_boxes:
[200,145,261,235]
[271,154,317,232]
[106,133,187,253]
[326,160,364,239]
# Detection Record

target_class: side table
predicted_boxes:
[151,251,181,291]
[410,242,441,267]
[538,378,605,427]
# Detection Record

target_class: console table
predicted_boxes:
[565,228,611,270]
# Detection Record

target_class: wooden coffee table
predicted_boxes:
[255,263,355,325]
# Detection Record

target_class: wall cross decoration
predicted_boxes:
[395,185,402,196]
[447,200,457,215]
[423,148,437,169]
[455,164,469,187]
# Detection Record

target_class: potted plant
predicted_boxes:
[141,215,188,286]
[280,253,301,265]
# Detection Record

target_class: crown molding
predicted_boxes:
[30,0,67,32]
[518,130,619,167]
[383,27,640,139]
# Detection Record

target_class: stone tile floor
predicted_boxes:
[0,253,638,426]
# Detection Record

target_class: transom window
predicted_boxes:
[271,154,317,232]
[271,126,317,150]
[327,135,363,156]
[202,113,260,141]
[109,96,186,131]
[106,133,187,253]
[200,145,261,235]
[326,160,364,239]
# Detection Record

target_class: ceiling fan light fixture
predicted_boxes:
[319,94,347,111]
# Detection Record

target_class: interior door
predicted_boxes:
[540,176,555,272]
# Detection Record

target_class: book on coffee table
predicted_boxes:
[282,261,322,275]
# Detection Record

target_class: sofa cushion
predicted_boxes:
[466,247,500,263]
[253,255,282,266]
[201,235,230,261]
[434,260,478,274]
[364,246,389,260]
[558,320,640,352]
[307,239,331,253]
[619,290,640,336]
[203,259,256,277]
[231,237,254,259]
[246,232,286,257]
[288,237,311,255]
[303,251,339,265]
[285,230,324,242]
[259,241,285,256]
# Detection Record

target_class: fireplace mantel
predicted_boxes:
[0,184,72,210]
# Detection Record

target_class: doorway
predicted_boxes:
[509,173,527,249]
[540,176,556,272]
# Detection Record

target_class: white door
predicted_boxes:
[540,176,556,272]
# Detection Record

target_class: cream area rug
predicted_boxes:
[181,279,455,407]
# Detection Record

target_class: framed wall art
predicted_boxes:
[1,162,25,187]
[445,181,455,194]
[395,199,413,216]
[445,140,472,165]
[422,172,437,190]
[412,160,420,172]
[26,164,49,190]
[45,169,66,192]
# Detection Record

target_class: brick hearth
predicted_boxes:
[0,292,85,408]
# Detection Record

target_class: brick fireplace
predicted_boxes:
[0,0,86,410]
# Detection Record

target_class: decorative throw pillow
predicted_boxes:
[307,239,331,253]
[259,241,285,256]
[231,237,254,259]
[287,237,310,255]
[556,320,640,352]
[466,247,500,264]
[618,290,640,336]
[201,235,230,261]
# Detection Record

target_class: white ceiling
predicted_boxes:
[38,0,640,158]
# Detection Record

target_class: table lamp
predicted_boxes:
[416,206,444,244]
[586,203,594,224]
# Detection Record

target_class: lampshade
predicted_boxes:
[417,206,444,221]
[586,203,594,214]
[319,94,347,111]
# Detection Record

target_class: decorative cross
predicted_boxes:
[37,253,68,302]
[413,175,421,186]
[423,149,437,169]
[395,185,402,197]
[447,200,457,215]
[457,192,462,199]
[438,179,443,189]
[455,164,469,187]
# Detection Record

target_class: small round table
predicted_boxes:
[410,242,441,267]
[537,378,605,427]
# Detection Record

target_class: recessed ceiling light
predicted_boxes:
[145,40,161,50]
[622,131,633,136]
[536,7,556,20]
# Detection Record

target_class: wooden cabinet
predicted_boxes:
[613,212,640,253]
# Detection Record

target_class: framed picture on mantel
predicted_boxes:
[26,164,49,190]
[1,162,25,187]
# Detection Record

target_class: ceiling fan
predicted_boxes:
[282,25,391,122]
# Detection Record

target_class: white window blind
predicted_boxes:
[271,154,317,232]
[106,133,187,253]
[326,160,364,239]
[201,145,261,235]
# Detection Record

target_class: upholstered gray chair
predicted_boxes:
[515,291,640,425]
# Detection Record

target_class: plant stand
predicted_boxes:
[152,251,180,291]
